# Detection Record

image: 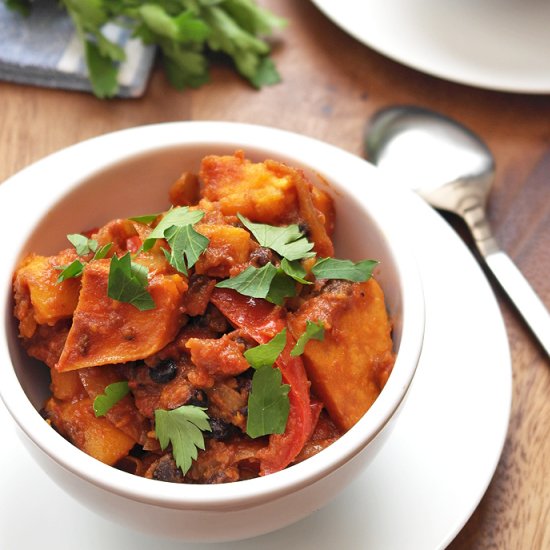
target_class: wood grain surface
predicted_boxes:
[1,1,549,548]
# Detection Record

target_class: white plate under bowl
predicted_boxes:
[311,0,550,93]
[0,123,511,549]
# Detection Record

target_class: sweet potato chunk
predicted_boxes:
[169,172,200,206]
[79,365,149,444]
[24,322,70,368]
[289,280,395,431]
[265,159,334,258]
[199,152,334,256]
[13,251,81,337]
[92,218,138,254]
[199,152,298,224]
[56,260,186,372]
[50,368,86,401]
[194,223,253,277]
[44,397,135,465]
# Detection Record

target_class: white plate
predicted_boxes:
[0,167,511,549]
[311,0,550,93]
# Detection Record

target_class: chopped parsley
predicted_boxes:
[67,233,97,256]
[56,234,112,282]
[93,381,130,417]
[246,363,290,438]
[162,223,210,275]
[311,257,378,282]
[279,257,312,284]
[142,207,209,275]
[244,329,291,438]
[217,216,378,303]
[215,263,279,300]
[129,213,161,225]
[56,259,85,282]
[244,328,287,368]
[154,405,212,475]
[238,214,315,261]
[107,252,155,311]
[291,320,325,357]
[143,207,204,249]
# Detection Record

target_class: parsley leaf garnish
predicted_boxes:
[92,242,112,260]
[56,259,85,282]
[67,233,112,259]
[246,365,290,438]
[238,214,315,261]
[67,233,98,256]
[291,321,325,357]
[93,381,130,417]
[144,207,204,249]
[244,328,287,368]
[107,253,155,311]
[141,207,209,274]
[280,257,312,284]
[154,406,212,475]
[215,263,278,299]
[162,223,210,275]
[215,214,319,304]
[244,329,291,438]
[312,258,379,282]
[265,270,297,305]
[129,213,161,225]
[214,262,301,306]
[56,235,113,282]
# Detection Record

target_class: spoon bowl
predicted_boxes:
[366,106,495,217]
[366,105,550,358]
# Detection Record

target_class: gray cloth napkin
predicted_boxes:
[0,1,156,97]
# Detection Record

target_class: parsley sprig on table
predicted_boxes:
[5,0,286,98]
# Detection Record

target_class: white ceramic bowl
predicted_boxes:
[0,122,424,542]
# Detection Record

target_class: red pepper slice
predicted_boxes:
[211,288,313,475]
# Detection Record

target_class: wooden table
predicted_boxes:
[1,1,549,547]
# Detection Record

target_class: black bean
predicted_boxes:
[250,246,276,267]
[152,455,184,483]
[206,418,239,441]
[129,444,146,458]
[298,222,310,236]
[236,369,254,391]
[185,389,208,408]
[149,359,178,384]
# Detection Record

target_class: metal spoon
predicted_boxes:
[365,105,550,357]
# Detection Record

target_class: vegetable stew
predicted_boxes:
[12,152,395,483]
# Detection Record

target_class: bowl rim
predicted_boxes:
[0,121,424,510]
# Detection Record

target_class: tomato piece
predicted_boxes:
[210,288,312,475]
[126,235,142,253]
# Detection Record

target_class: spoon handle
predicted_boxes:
[484,250,550,357]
